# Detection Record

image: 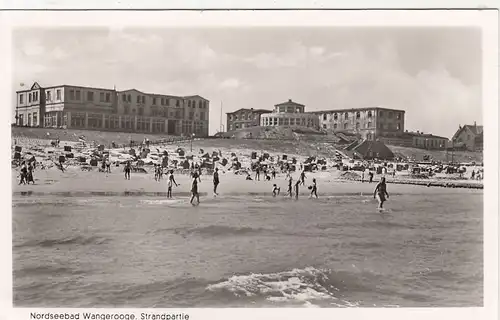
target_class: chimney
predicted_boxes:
[474,121,477,128]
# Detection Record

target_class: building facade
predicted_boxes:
[15,82,210,137]
[379,131,449,150]
[260,99,319,129]
[226,108,272,131]
[314,107,405,140]
[452,123,483,151]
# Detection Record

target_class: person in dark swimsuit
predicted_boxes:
[309,178,318,199]
[124,161,131,180]
[190,176,200,206]
[213,168,220,197]
[294,179,301,200]
[373,177,389,210]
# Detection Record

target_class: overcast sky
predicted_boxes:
[12,27,482,137]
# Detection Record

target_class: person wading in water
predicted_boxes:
[373,177,390,210]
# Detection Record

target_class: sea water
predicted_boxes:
[12,190,483,307]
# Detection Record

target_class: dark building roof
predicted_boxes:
[452,123,483,140]
[226,108,272,115]
[312,106,405,114]
[402,132,449,140]
[347,140,395,160]
[274,99,305,107]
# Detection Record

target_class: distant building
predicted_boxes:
[15,82,210,137]
[226,108,272,131]
[452,122,483,151]
[313,107,405,141]
[380,131,449,150]
[260,99,320,129]
[344,140,394,160]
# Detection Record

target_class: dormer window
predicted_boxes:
[344,112,348,120]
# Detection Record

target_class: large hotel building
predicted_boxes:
[313,107,406,141]
[15,82,210,137]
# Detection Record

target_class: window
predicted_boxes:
[56,89,61,100]
[137,96,140,103]
[323,114,327,121]
[153,98,157,105]
[47,91,52,102]
[235,114,239,120]
[204,101,207,108]
[33,113,37,126]
[19,94,24,104]
[396,113,401,120]
[198,101,202,108]
[142,96,145,104]
[379,111,383,117]
[368,121,372,128]
[166,99,170,106]
[388,111,393,118]
[86,91,93,101]
[122,94,126,101]
[76,90,81,100]
[188,101,191,107]
[69,90,75,100]
[344,112,348,120]
[333,113,338,120]
[29,93,32,103]
[356,112,360,119]
[229,115,233,121]
[127,94,131,102]
[99,92,104,102]
[106,93,111,102]
[176,100,180,107]
[397,123,401,130]
[33,92,38,101]
[344,123,348,129]
[467,134,471,140]
[333,123,337,129]
[368,111,372,118]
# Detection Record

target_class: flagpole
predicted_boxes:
[220,101,223,133]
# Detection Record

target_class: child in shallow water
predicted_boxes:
[272,184,280,197]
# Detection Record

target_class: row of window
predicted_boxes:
[17,112,38,126]
[228,113,259,121]
[262,117,317,127]
[19,91,42,104]
[121,94,209,109]
[321,110,402,121]
[323,122,402,130]
[415,138,447,148]
[277,106,303,113]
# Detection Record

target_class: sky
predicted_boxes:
[12,27,482,137]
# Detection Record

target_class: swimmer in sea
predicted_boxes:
[373,177,389,210]
[167,170,178,198]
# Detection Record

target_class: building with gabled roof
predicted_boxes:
[452,122,483,151]
[226,108,272,131]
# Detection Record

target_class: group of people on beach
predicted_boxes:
[18,161,35,185]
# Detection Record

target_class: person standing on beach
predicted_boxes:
[309,178,318,199]
[27,162,34,184]
[19,162,27,185]
[286,174,293,198]
[368,171,374,183]
[373,177,389,210]
[190,175,200,206]
[300,170,306,186]
[294,178,301,200]
[213,168,220,197]
[124,161,131,180]
[167,170,178,198]
[106,158,111,173]
[255,165,261,181]
[271,167,277,179]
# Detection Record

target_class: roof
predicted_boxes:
[312,106,406,114]
[463,124,483,135]
[452,123,483,140]
[16,82,116,93]
[274,99,305,107]
[403,132,449,140]
[226,108,273,114]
